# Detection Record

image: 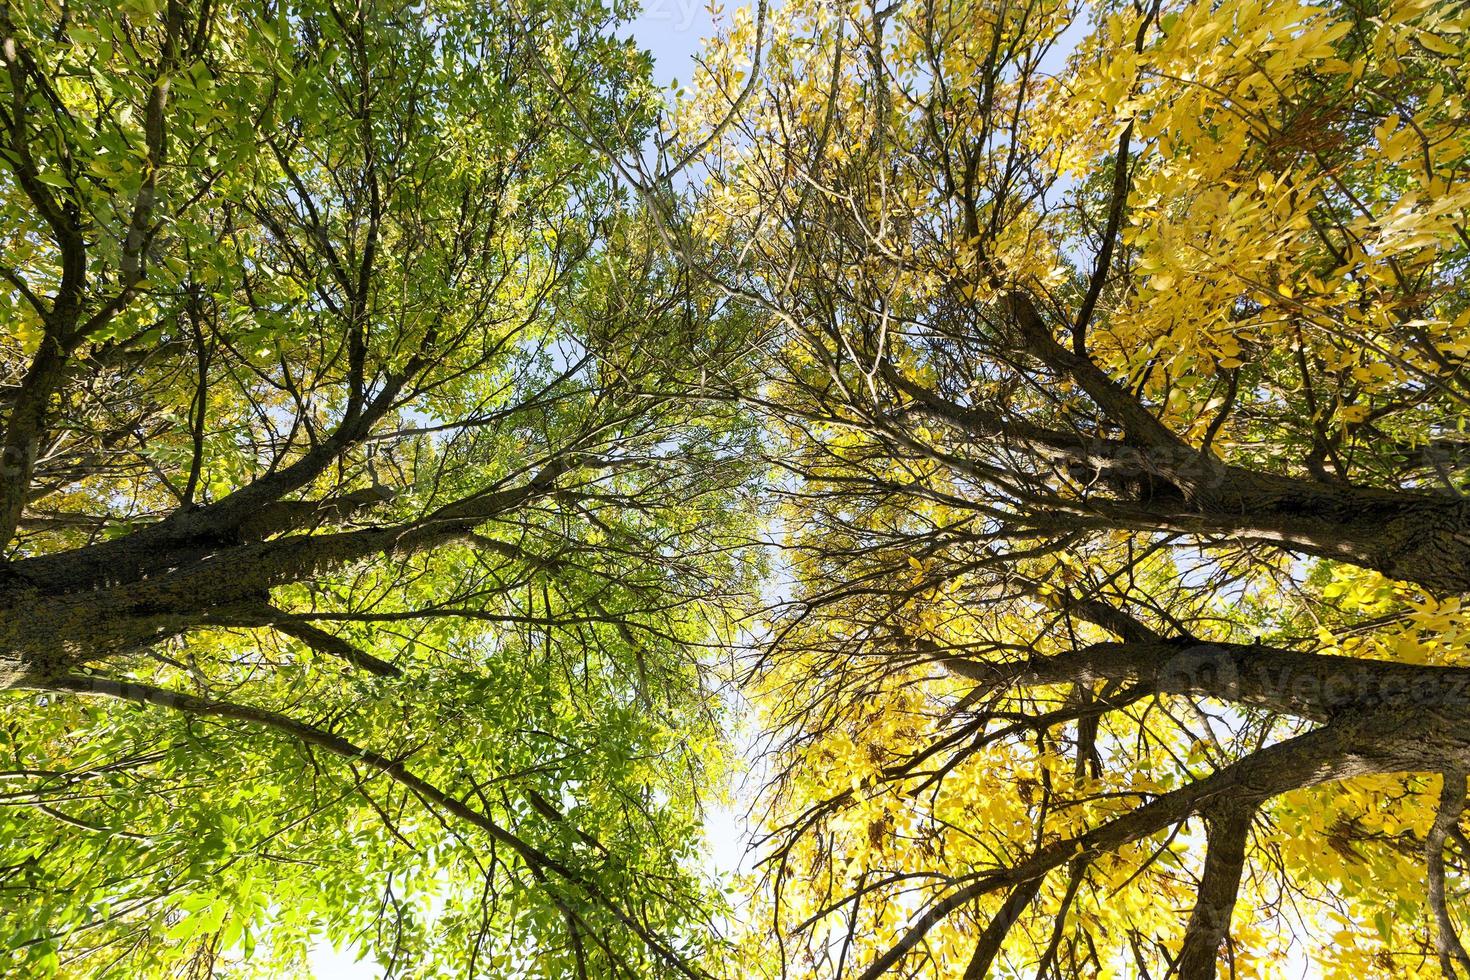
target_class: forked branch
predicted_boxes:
[1428,769,1470,978]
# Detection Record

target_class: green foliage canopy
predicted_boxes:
[0,0,759,976]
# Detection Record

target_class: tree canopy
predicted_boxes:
[0,0,758,975]
[3,0,1470,977]
[678,0,1470,975]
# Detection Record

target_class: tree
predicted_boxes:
[680,0,1470,974]
[0,0,758,975]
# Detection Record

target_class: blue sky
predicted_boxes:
[626,0,718,88]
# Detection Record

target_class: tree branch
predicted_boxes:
[1428,769,1470,978]
[854,722,1402,980]
[28,674,707,979]
[963,876,1044,979]
[1174,803,1254,980]
[946,638,1470,724]
[268,618,400,678]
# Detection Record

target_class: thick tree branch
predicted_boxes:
[946,638,1470,724]
[1174,803,1254,980]
[236,486,396,541]
[963,875,1044,979]
[888,305,1470,594]
[854,718,1437,980]
[1003,293,1188,453]
[1072,119,1134,354]
[1428,769,1470,978]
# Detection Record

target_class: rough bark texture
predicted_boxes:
[0,468,566,689]
[948,639,1470,726]
[1428,771,1470,977]
[1086,464,1470,596]
[962,877,1044,979]
[1175,804,1254,980]
[896,294,1470,596]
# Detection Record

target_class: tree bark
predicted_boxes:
[899,294,1470,594]
[946,639,1470,725]
[963,877,1044,979]
[897,369,1470,594]
[1175,804,1254,980]
[1427,770,1470,978]
[856,708,1470,980]
[0,464,572,687]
